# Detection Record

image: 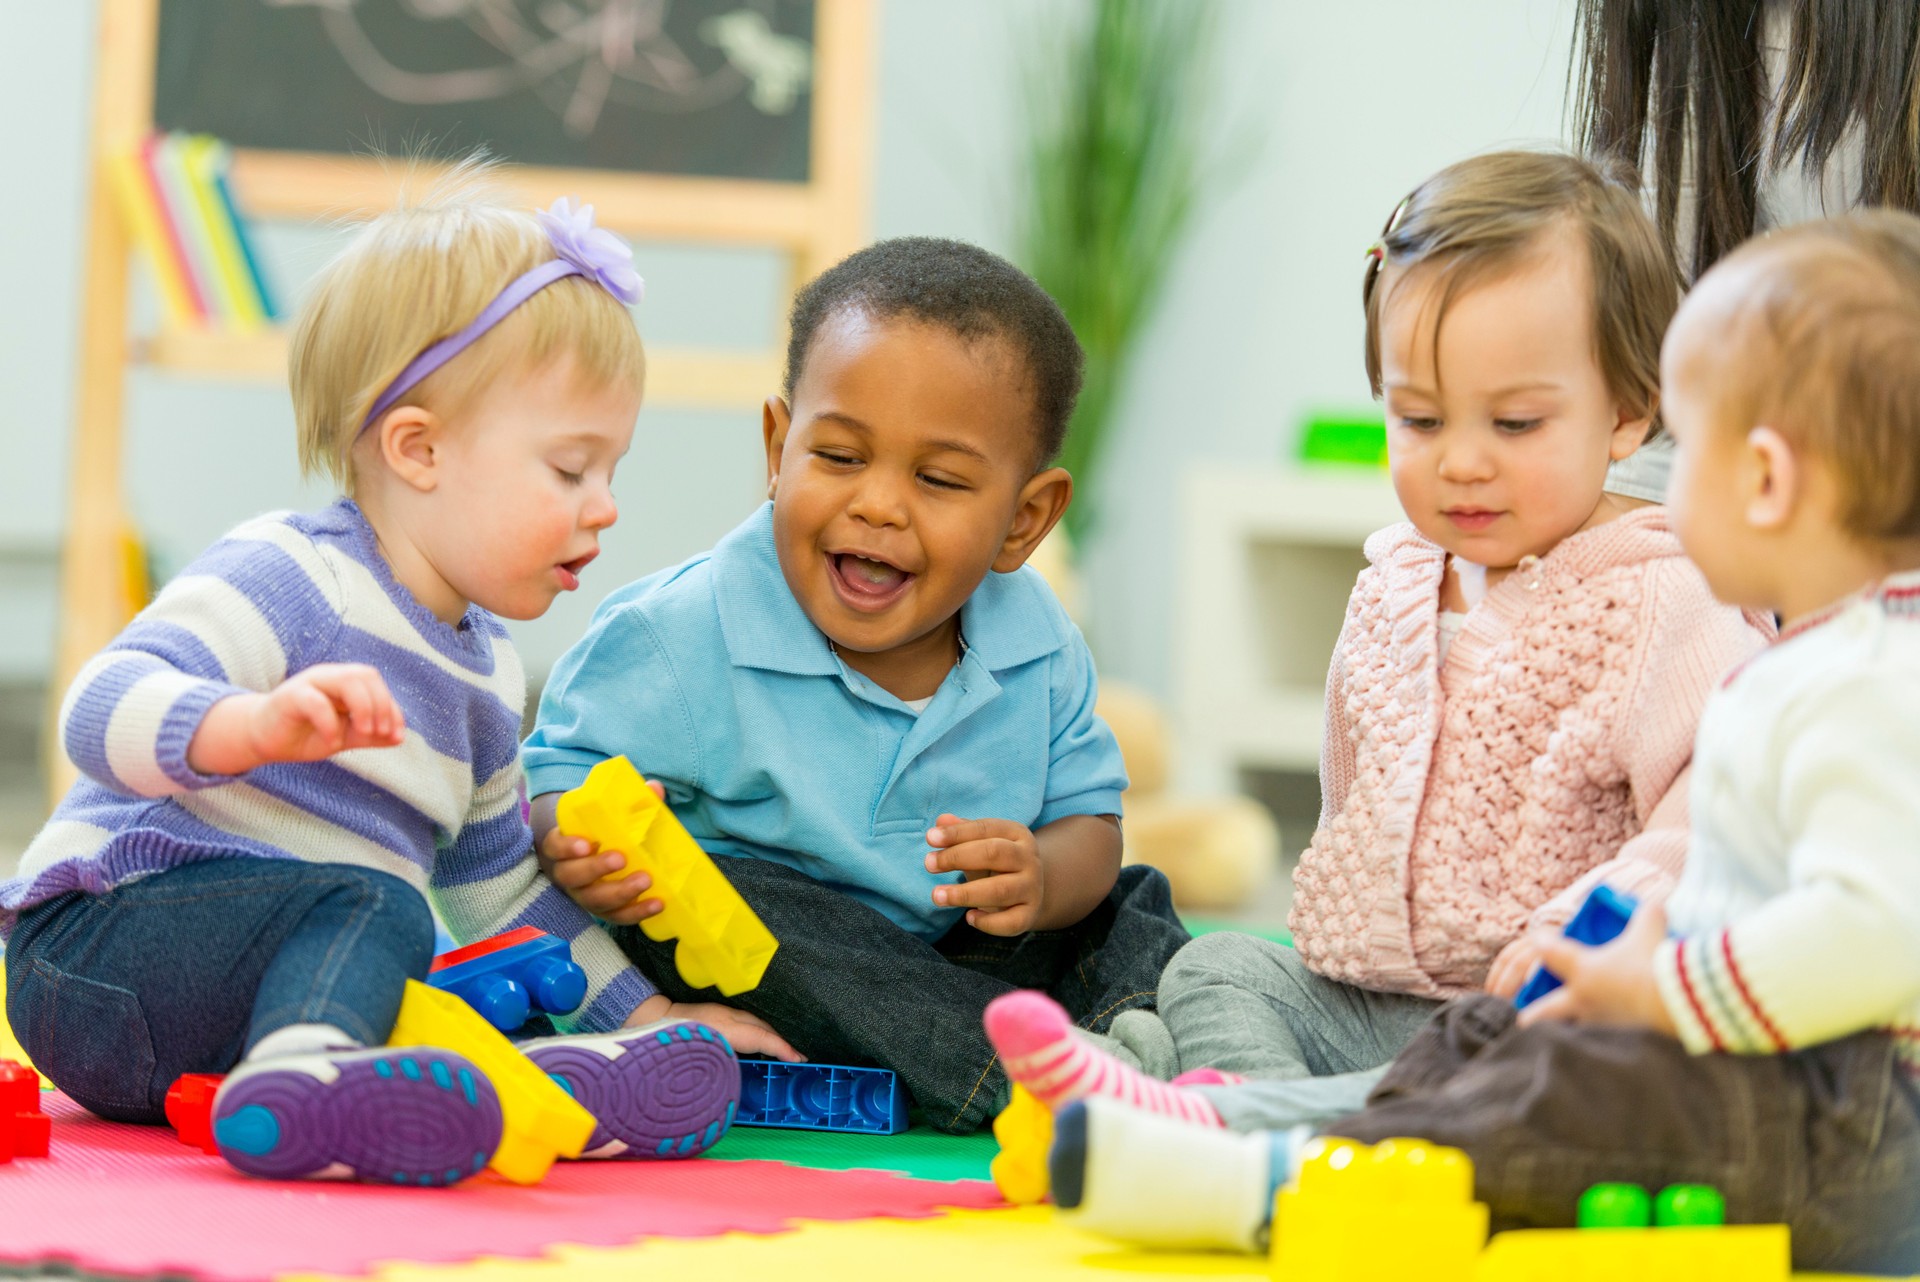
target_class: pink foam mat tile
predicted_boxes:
[0,1093,1005,1282]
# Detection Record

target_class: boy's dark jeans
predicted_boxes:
[1331,994,1920,1275]
[609,857,1191,1134]
[5,858,433,1124]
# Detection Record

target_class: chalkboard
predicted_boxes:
[153,0,816,183]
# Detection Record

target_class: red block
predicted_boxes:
[0,1060,37,1114]
[4,1108,49,1158]
[430,925,546,972]
[164,1073,225,1155]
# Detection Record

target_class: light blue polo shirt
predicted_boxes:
[523,502,1129,941]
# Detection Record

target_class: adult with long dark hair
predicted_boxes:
[1575,0,1920,500]
[1575,0,1920,283]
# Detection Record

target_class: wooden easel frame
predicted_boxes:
[49,0,873,802]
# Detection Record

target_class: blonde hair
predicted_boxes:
[292,165,646,490]
[1361,150,1680,432]
[1701,211,1920,542]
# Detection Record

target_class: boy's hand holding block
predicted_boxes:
[557,756,779,996]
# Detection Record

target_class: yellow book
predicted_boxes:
[179,134,264,333]
[106,147,197,329]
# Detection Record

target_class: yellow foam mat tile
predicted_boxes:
[285,1206,1268,1282]
[281,1205,1917,1282]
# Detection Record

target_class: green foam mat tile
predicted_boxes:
[707,1122,1000,1183]
[1185,917,1291,946]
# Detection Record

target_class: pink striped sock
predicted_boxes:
[1171,1067,1247,1088]
[984,990,1223,1127]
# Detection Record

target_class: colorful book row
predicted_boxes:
[108,132,278,332]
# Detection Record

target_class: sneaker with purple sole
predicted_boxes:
[522,1020,740,1159]
[212,1046,504,1186]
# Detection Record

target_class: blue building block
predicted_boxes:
[736,1060,910,1134]
[1514,884,1640,1009]
[428,926,588,1032]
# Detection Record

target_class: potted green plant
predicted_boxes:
[1015,0,1220,549]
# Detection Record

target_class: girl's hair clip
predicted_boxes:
[1368,194,1414,267]
[1383,194,1412,236]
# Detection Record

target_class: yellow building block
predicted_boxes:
[1271,1137,1489,1282]
[1476,1223,1790,1282]
[990,1084,1054,1204]
[0,961,49,1088]
[557,756,779,996]
[387,979,595,1184]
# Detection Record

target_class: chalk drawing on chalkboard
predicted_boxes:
[263,0,813,138]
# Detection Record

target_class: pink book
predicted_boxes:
[136,133,207,323]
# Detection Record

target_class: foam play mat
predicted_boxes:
[0,1091,1003,1281]
[0,968,1907,1282]
[1,1090,1913,1281]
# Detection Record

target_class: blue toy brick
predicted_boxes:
[734,1060,910,1135]
[428,935,588,1032]
[1514,884,1640,1010]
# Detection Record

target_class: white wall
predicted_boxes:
[1077,1,1578,691]
[0,0,1577,699]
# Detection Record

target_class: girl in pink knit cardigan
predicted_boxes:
[983,151,1772,1135]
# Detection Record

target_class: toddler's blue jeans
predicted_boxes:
[610,857,1191,1135]
[4,857,434,1123]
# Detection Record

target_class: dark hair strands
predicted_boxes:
[1575,0,1920,282]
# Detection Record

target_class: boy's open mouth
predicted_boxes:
[555,550,597,591]
[828,551,915,611]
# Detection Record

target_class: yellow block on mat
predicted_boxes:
[989,1084,1053,1205]
[1478,1223,1789,1282]
[0,961,50,1087]
[387,979,594,1185]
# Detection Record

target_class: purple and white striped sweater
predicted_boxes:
[1,499,655,1032]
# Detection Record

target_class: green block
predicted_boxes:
[1655,1183,1727,1227]
[1578,1182,1653,1228]
[1298,414,1387,467]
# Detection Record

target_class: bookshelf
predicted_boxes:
[51,0,874,803]
[1173,464,1405,795]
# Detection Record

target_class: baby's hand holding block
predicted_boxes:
[1513,884,1640,1009]
[556,756,779,996]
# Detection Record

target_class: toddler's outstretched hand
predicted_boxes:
[1517,903,1678,1036]
[536,780,668,926]
[188,663,406,775]
[925,813,1044,936]
[625,993,804,1062]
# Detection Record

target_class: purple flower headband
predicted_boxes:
[360,197,644,432]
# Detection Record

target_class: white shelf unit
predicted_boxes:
[1174,464,1404,795]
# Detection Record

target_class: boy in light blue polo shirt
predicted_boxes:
[524,238,1191,1134]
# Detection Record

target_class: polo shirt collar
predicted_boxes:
[711,502,1073,676]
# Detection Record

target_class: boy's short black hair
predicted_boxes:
[783,237,1085,467]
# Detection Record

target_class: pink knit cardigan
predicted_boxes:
[1288,508,1772,998]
